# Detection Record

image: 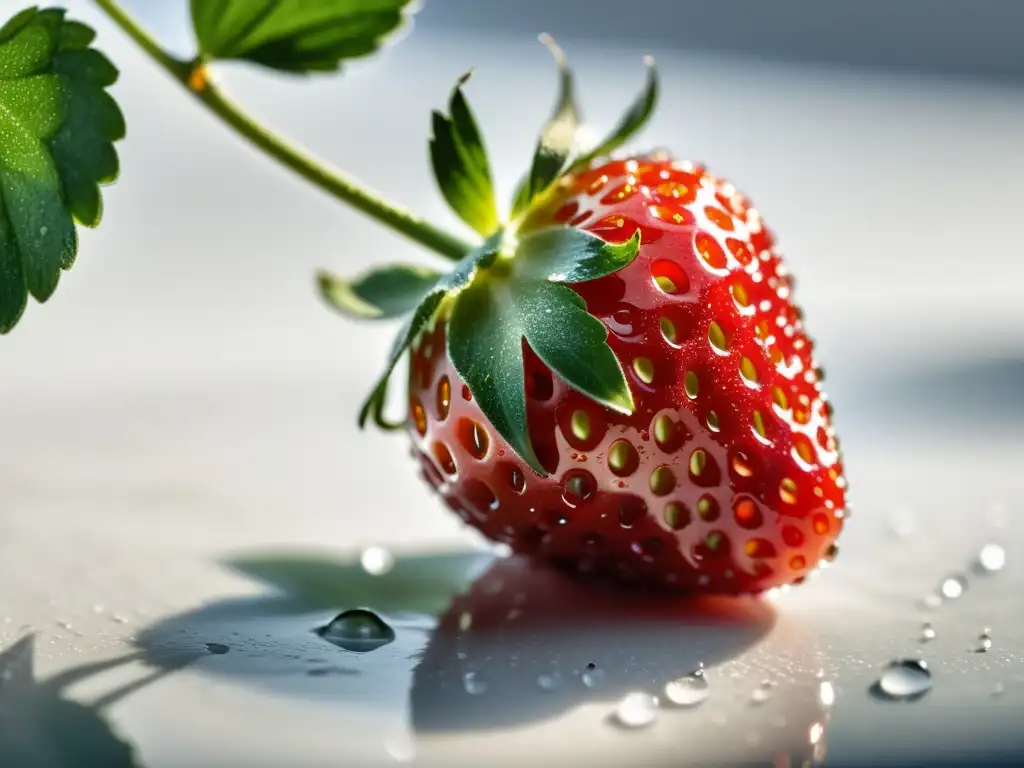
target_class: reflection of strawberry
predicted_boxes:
[321,38,846,593]
[411,556,830,767]
[410,155,845,593]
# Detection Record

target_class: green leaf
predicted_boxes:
[509,172,531,220]
[318,263,441,319]
[0,7,123,334]
[522,35,579,209]
[430,72,500,237]
[190,0,416,74]
[571,56,659,171]
[514,226,641,284]
[358,289,446,430]
[448,278,633,475]
[355,232,502,430]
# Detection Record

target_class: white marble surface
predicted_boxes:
[1,1,1023,765]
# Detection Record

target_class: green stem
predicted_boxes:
[92,0,474,262]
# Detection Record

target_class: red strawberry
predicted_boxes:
[320,40,846,593]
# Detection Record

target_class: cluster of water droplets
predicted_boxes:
[874,518,1011,701]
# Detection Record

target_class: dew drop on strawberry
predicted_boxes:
[406,155,847,594]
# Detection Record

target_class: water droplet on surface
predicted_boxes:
[750,681,773,705]
[922,593,943,609]
[611,692,658,729]
[664,669,709,707]
[939,573,968,599]
[819,681,836,707]
[582,666,605,688]
[317,609,395,652]
[977,543,1006,573]
[206,643,230,655]
[975,631,993,653]
[993,682,1006,697]
[537,672,563,692]
[920,622,936,642]
[874,659,932,700]
[810,721,825,745]
[463,670,488,695]
[360,545,395,576]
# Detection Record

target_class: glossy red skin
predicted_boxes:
[407,155,846,593]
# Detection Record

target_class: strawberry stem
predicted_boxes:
[93,0,476,262]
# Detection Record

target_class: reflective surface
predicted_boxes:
[2,1,1023,765]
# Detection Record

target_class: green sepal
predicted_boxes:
[514,226,641,284]
[189,0,416,75]
[571,56,658,171]
[509,172,531,221]
[447,278,634,476]
[520,34,579,213]
[429,71,500,236]
[356,232,503,431]
[317,263,442,320]
[358,289,446,430]
[0,6,124,334]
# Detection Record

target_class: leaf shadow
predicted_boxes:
[0,634,183,768]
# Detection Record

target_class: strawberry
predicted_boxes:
[319,39,846,593]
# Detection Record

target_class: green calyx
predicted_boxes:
[319,36,660,474]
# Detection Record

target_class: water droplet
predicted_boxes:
[205,643,230,655]
[664,668,709,707]
[360,545,395,576]
[611,692,658,729]
[920,622,936,642]
[819,681,836,707]
[463,670,488,695]
[39,225,48,236]
[977,543,1006,573]
[874,659,932,700]
[317,609,395,652]
[582,666,605,688]
[56,621,72,631]
[750,681,773,705]
[975,630,992,653]
[992,682,1006,697]
[92,604,105,615]
[537,672,563,692]
[810,721,825,745]
[939,573,968,599]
